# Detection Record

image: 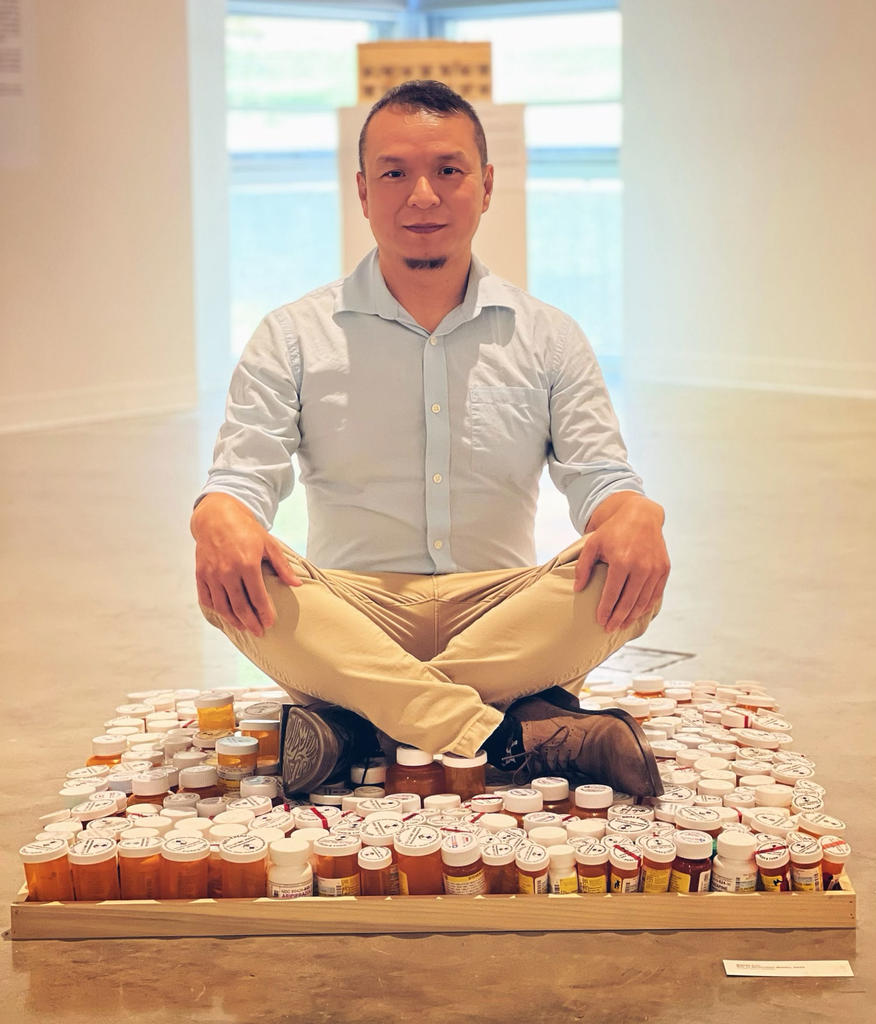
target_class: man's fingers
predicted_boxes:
[224,579,265,636]
[573,536,600,592]
[196,577,214,611]
[241,566,277,634]
[596,563,628,627]
[207,582,249,634]
[614,575,660,632]
[267,543,302,588]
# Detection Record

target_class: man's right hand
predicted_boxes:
[191,493,301,637]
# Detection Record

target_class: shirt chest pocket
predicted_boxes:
[469,386,550,480]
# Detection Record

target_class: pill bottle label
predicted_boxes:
[548,874,579,895]
[317,873,361,897]
[669,869,711,893]
[442,869,486,896]
[641,866,672,894]
[711,872,756,893]
[610,872,640,894]
[517,872,549,895]
[268,878,314,900]
[790,866,823,892]
[578,873,608,894]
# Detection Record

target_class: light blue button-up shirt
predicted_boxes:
[200,249,644,574]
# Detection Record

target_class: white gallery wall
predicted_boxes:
[0,0,198,433]
[622,0,876,396]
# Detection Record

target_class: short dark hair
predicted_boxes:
[358,79,488,173]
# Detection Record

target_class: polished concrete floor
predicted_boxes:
[2,382,873,1023]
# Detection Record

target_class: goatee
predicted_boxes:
[404,257,447,270]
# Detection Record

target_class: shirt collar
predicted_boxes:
[335,248,516,332]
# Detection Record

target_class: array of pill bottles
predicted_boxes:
[19,677,854,901]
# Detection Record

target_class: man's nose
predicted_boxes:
[407,175,440,208]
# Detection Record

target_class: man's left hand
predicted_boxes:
[573,492,670,632]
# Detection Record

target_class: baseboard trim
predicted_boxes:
[627,352,876,399]
[0,377,198,434]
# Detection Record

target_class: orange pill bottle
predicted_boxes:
[571,784,613,820]
[216,735,259,796]
[313,834,362,897]
[358,845,394,896]
[516,843,550,895]
[86,735,126,766]
[20,837,75,902]
[572,838,610,893]
[440,832,486,895]
[394,825,444,895]
[531,777,571,815]
[360,817,403,895]
[239,718,281,774]
[755,841,791,892]
[441,751,487,802]
[160,835,210,899]
[219,833,269,898]
[118,835,163,899]
[385,746,445,801]
[819,836,851,890]
[68,836,120,901]
[177,765,222,800]
[192,690,236,733]
[481,840,518,894]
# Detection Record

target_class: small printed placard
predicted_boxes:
[723,960,854,978]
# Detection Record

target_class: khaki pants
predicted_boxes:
[201,537,658,758]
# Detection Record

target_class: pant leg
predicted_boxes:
[430,537,660,707]
[199,548,503,758]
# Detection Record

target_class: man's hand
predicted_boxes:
[573,492,670,632]
[191,493,301,637]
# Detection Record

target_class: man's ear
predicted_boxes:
[356,171,369,217]
[481,163,494,213]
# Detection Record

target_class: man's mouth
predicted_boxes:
[404,224,445,234]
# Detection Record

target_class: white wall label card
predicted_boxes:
[723,960,853,978]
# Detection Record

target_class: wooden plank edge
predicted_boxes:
[9,878,856,940]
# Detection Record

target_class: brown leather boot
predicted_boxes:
[491,687,664,798]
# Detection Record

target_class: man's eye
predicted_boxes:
[382,169,404,179]
[439,167,461,176]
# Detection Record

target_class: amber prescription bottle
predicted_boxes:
[219,834,269,898]
[609,842,642,893]
[573,839,610,894]
[755,841,791,892]
[439,750,486,801]
[440,832,486,895]
[674,806,722,853]
[502,788,543,827]
[118,835,163,899]
[385,746,445,800]
[193,690,236,733]
[216,735,259,795]
[395,825,444,895]
[639,835,676,894]
[531,777,571,814]
[86,735,126,766]
[516,843,550,895]
[819,836,850,890]
[160,835,210,899]
[239,718,281,773]
[68,836,120,901]
[178,765,222,800]
[356,845,393,896]
[360,817,403,894]
[669,830,713,893]
[313,834,362,896]
[20,837,75,902]
[481,840,518,894]
[127,769,174,807]
[787,832,823,892]
[572,784,613,819]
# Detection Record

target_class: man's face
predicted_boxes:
[357,105,493,273]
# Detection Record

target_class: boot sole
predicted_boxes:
[281,707,341,795]
[532,690,664,797]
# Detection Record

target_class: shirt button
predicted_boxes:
[431,403,441,414]
[432,473,442,484]
[429,336,438,346]
[433,539,444,550]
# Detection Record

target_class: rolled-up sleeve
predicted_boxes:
[196,313,301,530]
[547,318,644,534]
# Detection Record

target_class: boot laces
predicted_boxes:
[506,724,577,784]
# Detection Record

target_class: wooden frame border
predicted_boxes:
[9,877,855,940]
